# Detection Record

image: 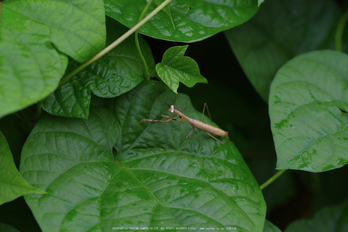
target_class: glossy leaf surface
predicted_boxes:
[0,132,45,205]
[42,18,154,119]
[285,205,348,232]
[156,45,207,93]
[269,50,348,172]
[104,0,259,42]
[21,81,266,231]
[0,0,105,118]
[225,0,340,101]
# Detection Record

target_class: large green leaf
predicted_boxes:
[285,205,348,232]
[269,50,348,172]
[21,81,266,231]
[0,131,45,205]
[0,0,105,118]
[156,45,207,93]
[104,0,259,42]
[42,18,154,119]
[225,0,340,102]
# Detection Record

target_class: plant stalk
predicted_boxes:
[135,0,154,79]
[335,9,348,52]
[260,169,286,190]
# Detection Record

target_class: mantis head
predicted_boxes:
[169,105,175,114]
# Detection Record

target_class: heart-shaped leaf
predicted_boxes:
[42,18,154,119]
[156,45,207,93]
[21,81,266,231]
[225,0,340,102]
[0,0,105,118]
[104,0,259,42]
[0,131,45,205]
[269,50,348,172]
[284,205,348,232]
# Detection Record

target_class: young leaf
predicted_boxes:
[156,45,208,93]
[269,50,348,172]
[104,0,258,42]
[284,205,348,232]
[225,0,340,102]
[42,18,155,119]
[0,0,106,118]
[0,132,45,205]
[21,81,266,232]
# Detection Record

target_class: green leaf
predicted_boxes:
[0,223,20,232]
[284,205,348,232]
[42,17,154,119]
[104,0,259,42]
[225,0,340,102]
[0,131,45,206]
[156,45,208,93]
[269,50,348,172]
[21,81,266,231]
[263,220,281,232]
[0,0,106,118]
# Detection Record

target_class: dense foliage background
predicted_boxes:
[1,0,348,231]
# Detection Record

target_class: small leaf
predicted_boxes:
[105,0,258,42]
[0,0,106,118]
[225,0,340,101]
[0,131,45,205]
[285,205,348,232]
[21,81,266,232]
[156,45,208,93]
[42,18,154,119]
[269,50,348,172]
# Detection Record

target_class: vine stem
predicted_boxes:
[135,0,154,79]
[260,169,286,190]
[59,0,172,87]
[335,9,348,52]
[33,100,42,120]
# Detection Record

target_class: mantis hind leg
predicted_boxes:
[204,131,226,144]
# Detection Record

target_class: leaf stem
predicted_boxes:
[260,169,286,190]
[135,0,154,80]
[59,0,173,87]
[33,100,43,120]
[335,9,348,52]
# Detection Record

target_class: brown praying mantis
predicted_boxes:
[137,103,229,157]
